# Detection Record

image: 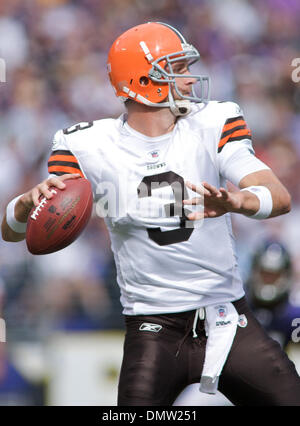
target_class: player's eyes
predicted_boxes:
[165,63,188,74]
[172,66,187,74]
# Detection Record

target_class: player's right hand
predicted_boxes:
[20,173,81,209]
[183,180,243,219]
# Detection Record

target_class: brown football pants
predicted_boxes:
[118,297,300,406]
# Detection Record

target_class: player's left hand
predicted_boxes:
[183,181,242,220]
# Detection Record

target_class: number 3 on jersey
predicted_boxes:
[63,122,94,135]
[137,171,194,246]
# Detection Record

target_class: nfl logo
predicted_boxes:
[238,314,248,328]
[150,150,159,158]
[147,149,160,164]
[219,308,226,317]
[216,305,227,318]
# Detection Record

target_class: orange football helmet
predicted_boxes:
[107,22,210,116]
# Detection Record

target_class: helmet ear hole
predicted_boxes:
[139,76,149,86]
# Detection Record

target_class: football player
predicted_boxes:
[247,240,300,349]
[2,22,300,405]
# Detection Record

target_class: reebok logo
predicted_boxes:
[139,323,162,332]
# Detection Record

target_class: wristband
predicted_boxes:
[240,185,273,219]
[6,194,27,233]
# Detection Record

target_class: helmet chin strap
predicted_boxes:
[135,88,192,116]
[167,89,192,116]
[173,100,192,116]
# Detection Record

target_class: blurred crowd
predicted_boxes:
[0,0,300,402]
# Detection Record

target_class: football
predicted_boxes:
[26,178,93,255]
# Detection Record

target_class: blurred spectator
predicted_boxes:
[245,239,300,349]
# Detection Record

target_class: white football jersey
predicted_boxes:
[48,101,270,315]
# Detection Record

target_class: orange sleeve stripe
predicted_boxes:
[48,154,79,163]
[48,165,84,177]
[222,119,246,133]
[218,128,252,149]
[230,127,252,138]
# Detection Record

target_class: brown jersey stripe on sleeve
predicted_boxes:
[218,128,252,153]
[223,115,244,125]
[51,150,74,156]
[229,127,251,139]
[49,171,68,176]
[227,132,252,143]
[50,170,85,177]
[48,149,83,176]
[220,123,247,141]
[48,165,84,177]
[222,118,246,133]
[48,160,81,169]
[219,126,249,150]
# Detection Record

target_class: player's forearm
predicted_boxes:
[261,182,291,217]
[1,214,26,242]
[233,183,291,218]
[1,196,32,242]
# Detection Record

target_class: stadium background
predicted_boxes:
[0,0,300,405]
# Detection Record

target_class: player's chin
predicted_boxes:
[170,86,191,99]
